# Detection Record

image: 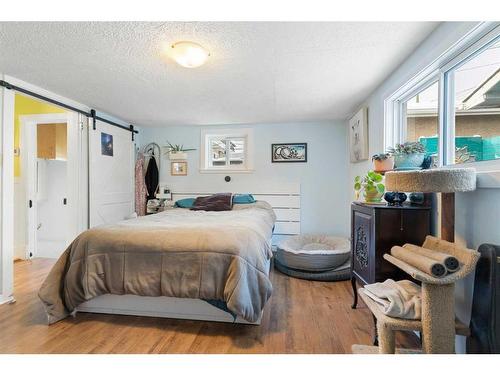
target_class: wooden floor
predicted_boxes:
[0,258,420,354]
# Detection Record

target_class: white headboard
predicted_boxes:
[170,184,301,245]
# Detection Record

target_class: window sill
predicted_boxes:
[444,161,500,188]
[199,169,255,174]
[476,171,500,189]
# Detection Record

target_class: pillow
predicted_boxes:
[233,194,256,204]
[174,198,196,208]
[190,193,233,211]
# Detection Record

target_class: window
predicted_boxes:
[387,24,500,171]
[200,128,254,172]
[450,39,500,164]
[403,81,439,164]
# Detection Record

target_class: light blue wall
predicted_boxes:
[353,22,500,353]
[140,121,350,237]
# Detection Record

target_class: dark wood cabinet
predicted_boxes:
[350,202,431,308]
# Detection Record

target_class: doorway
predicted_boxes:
[22,119,69,258]
[15,94,87,260]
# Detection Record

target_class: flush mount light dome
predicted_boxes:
[170,41,209,68]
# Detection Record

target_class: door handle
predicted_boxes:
[63,198,67,205]
[28,200,32,208]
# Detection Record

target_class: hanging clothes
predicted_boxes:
[145,155,159,200]
[135,154,147,216]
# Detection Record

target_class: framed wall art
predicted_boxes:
[171,161,188,176]
[349,107,369,162]
[101,132,113,156]
[271,143,307,163]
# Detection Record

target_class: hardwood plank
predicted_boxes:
[0,259,420,354]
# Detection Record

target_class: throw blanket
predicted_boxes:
[191,193,233,211]
[363,279,422,319]
[38,201,276,324]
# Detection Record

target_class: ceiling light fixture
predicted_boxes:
[170,41,209,68]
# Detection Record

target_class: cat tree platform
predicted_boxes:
[351,236,480,354]
[351,288,470,354]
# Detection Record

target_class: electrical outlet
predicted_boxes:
[14,147,20,157]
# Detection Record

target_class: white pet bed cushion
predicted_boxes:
[276,235,350,272]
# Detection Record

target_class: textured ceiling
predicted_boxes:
[0,22,439,127]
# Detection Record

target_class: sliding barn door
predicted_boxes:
[89,119,135,228]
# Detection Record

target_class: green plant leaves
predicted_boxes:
[388,141,425,155]
[354,171,385,197]
[367,171,383,182]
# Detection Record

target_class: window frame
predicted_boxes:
[199,128,254,173]
[385,22,500,174]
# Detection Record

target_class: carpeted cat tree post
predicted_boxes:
[352,168,479,354]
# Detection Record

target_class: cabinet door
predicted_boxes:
[352,209,373,284]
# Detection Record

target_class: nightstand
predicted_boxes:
[350,202,431,309]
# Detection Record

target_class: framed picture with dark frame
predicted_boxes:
[271,143,307,163]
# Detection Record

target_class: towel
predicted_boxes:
[391,246,447,278]
[363,279,422,319]
[403,243,460,272]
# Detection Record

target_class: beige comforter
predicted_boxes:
[38,201,276,324]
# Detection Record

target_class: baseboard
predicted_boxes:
[14,245,27,260]
[0,294,15,305]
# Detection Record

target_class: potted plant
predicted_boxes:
[165,141,196,160]
[354,171,385,203]
[387,141,426,169]
[372,153,394,173]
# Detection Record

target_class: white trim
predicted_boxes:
[198,168,255,174]
[0,294,15,305]
[200,127,254,173]
[0,85,15,302]
[476,171,500,188]
[19,113,85,258]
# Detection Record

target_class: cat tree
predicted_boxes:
[352,168,479,354]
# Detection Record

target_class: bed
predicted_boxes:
[38,200,276,325]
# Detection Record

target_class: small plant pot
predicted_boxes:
[373,157,394,173]
[363,190,383,203]
[394,152,425,169]
[168,151,188,160]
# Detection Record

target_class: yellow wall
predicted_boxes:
[14,94,66,176]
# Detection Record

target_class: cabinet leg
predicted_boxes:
[350,276,358,309]
[372,314,379,346]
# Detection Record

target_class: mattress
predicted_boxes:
[38,201,276,324]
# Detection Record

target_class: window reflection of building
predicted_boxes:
[405,40,500,164]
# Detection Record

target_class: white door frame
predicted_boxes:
[19,113,84,259]
[0,84,15,304]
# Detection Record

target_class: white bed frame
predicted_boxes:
[76,186,301,324]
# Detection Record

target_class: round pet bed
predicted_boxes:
[274,258,351,281]
[275,235,350,272]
